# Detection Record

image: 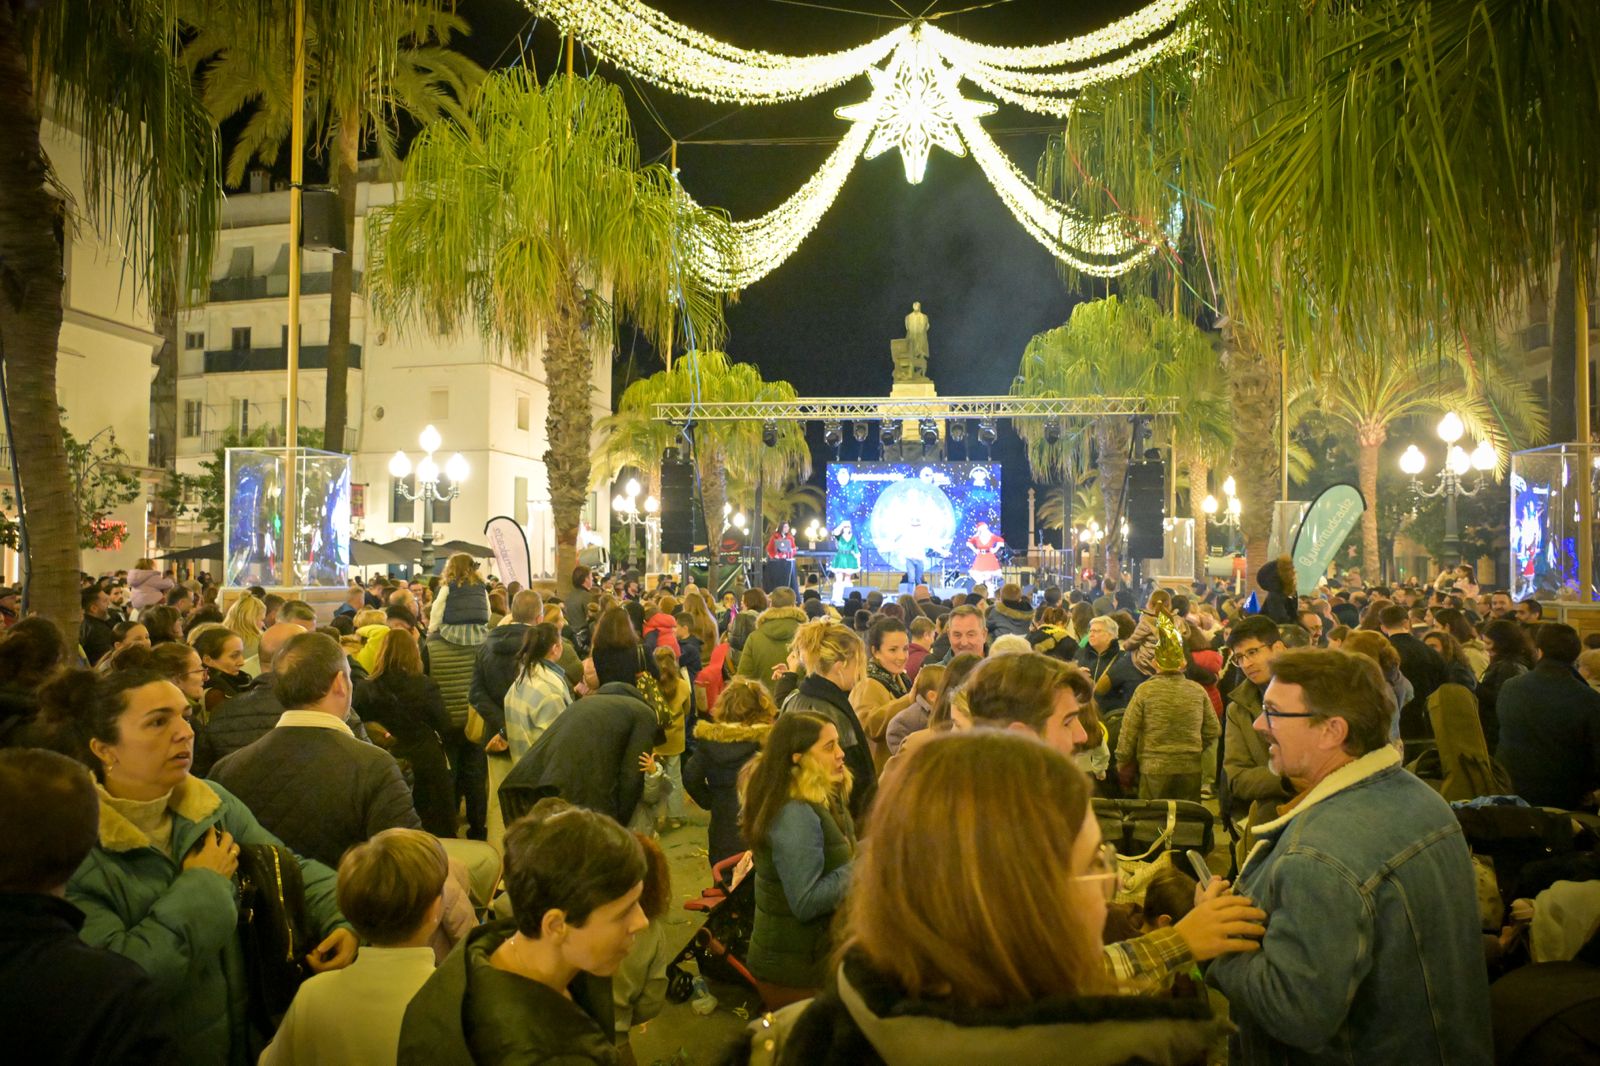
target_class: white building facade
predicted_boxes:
[0,118,165,581]
[173,176,612,579]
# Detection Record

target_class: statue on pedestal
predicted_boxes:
[891,301,932,384]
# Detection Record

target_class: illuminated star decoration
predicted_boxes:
[835,28,997,185]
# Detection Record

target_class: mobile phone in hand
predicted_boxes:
[1185,849,1213,886]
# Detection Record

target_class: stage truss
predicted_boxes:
[650,394,1178,422]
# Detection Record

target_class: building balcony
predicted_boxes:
[207,271,363,302]
[202,344,363,374]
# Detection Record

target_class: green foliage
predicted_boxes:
[368,70,728,362]
[183,0,483,185]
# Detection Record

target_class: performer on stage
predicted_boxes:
[764,520,798,593]
[828,520,860,604]
[967,521,1005,589]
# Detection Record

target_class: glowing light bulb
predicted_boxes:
[1436,412,1464,445]
[387,450,412,479]
[418,424,442,454]
[1399,445,1426,476]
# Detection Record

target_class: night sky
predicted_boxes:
[454,0,1151,542]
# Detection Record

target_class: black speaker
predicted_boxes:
[1125,461,1166,560]
[300,189,347,253]
[659,459,694,554]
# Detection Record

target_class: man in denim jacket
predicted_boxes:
[1207,648,1491,1065]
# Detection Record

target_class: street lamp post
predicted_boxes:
[1201,475,1243,556]
[388,424,469,574]
[612,479,658,573]
[1400,412,1496,570]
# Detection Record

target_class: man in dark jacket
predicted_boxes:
[78,586,117,667]
[210,633,420,868]
[1379,603,1446,736]
[1076,615,1121,687]
[191,621,300,775]
[0,749,177,1064]
[1495,622,1600,810]
[469,590,543,747]
[497,682,658,826]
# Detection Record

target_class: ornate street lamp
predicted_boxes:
[1399,412,1496,568]
[389,424,468,574]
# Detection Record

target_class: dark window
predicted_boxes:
[231,327,251,352]
[391,475,415,523]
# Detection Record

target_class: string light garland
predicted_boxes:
[531,0,1198,285]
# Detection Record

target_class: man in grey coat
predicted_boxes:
[210,633,419,868]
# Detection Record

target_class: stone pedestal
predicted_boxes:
[888,380,942,449]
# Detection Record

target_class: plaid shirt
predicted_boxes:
[1104,927,1193,982]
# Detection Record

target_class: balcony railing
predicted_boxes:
[207,271,362,302]
[203,344,362,374]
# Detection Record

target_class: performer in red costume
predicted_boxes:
[966,521,1004,589]
[764,521,798,592]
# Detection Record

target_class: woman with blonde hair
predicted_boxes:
[770,731,1228,1063]
[783,618,876,819]
[220,594,264,663]
[741,711,855,999]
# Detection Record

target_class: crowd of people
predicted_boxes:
[0,551,1597,1064]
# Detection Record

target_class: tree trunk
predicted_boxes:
[1357,424,1385,581]
[1225,328,1280,583]
[322,121,359,454]
[1094,417,1130,579]
[699,457,728,598]
[1187,455,1210,578]
[1549,243,1576,443]
[544,270,595,597]
[0,12,78,632]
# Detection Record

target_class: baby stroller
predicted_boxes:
[671,851,800,1010]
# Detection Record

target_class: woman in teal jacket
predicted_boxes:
[41,668,355,1066]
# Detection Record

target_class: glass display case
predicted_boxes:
[1508,443,1599,602]
[224,448,351,588]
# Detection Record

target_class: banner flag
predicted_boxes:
[1291,483,1367,595]
[484,516,532,590]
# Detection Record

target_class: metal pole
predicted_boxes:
[420,488,435,574]
[283,0,305,589]
[1577,253,1593,600]
[1279,346,1289,501]
[1443,483,1462,570]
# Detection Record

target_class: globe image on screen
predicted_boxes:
[869,477,957,568]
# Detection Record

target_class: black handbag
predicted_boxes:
[235,841,314,1035]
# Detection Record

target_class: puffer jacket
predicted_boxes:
[128,568,174,612]
[67,776,347,1066]
[766,951,1228,1066]
[784,672,877,821]
[737,606,808,692]
[191,675,281,777]
[426,636,479,734]
[683,719,770,864]
[467,621,530,738]
[398,919,616,1066]
[642,612,681,657]
[986,598,1033,640]
[1026,623,1077,661]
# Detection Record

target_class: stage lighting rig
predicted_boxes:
[1043,416,1062,443]
[761,419,779,447]
[823,419,844,448]
[976,417,998,446]
[880,419,901,445]
[852,420,870,443]
[948,419,967,443]
[918,418,939,449]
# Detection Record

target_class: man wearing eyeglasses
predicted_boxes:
[1223,616,1291,858]
[1207,648,1490,1065]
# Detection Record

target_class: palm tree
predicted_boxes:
[1316,336,1547,578]
[1225,0,1599,352]
[592,350,808,594]
[185,1,483,453]
[1014,296,1191,577]
[0,0,228,627]
[369,70,728,595]
[1163,330,1232,576]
